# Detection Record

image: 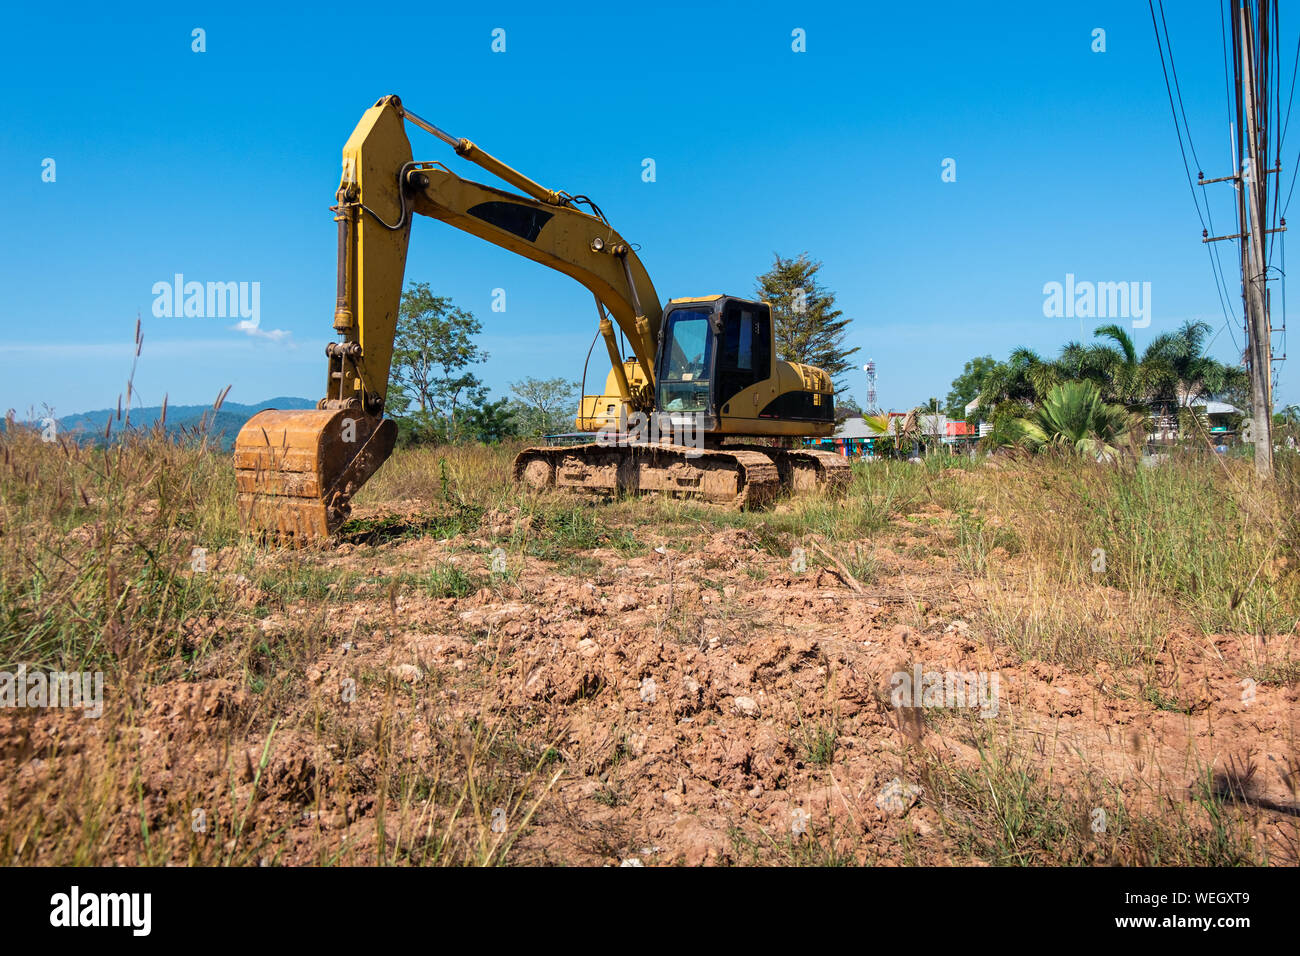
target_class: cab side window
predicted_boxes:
[717,304,771,408]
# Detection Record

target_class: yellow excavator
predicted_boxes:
[234,95,848,540]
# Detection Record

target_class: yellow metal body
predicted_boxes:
[410,170,662,393]
[234,407,396,539]
[578,361,652,431]
[331,100,412,407]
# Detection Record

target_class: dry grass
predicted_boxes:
[1,423,1296,865]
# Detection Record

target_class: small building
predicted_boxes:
[1149,397,1242,447]
[914,413,978,454]
[809,412,978,458]
[807,416,888,457]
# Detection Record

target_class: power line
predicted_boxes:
[1159,0,1207,174]
[1269,0,1289,385]
[1149,0,1241,340]
[1158,0,1241,326]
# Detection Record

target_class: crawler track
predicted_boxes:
[512,442,851,507]
[513,443,781,508]
[771,447,852,495]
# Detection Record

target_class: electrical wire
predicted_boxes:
[1280,0,1300,221]
[1150,0,1241,346]
[580,324,600,428]
[1158,0,1239,327]
[1277,0,1300,219]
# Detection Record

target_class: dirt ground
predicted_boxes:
[5,484,1295,866]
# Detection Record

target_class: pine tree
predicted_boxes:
[754,253,860,393]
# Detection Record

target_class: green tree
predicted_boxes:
[862,413,897,458]
[1066,324,1141,407]
[462,397,519,444]
[389,283,490,443]
[969,321,1246,442]
[945,355,998,420]
[834,394,864,422]
[976,348,1058,412]
[508,376,579,437]
[755,253,860,392]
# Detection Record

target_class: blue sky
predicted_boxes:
[4,0,1295,417]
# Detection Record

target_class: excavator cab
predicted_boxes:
[656,296,784,427]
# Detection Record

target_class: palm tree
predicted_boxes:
[1136,320,1247,438]
[1142,320,1242,401]
[1087,323,1145,406]
[861,409,930,457]
[977,348,1057,409]
[862,412,896,458]
[896,407,924,452]
[974,320,1244,420]
[862,413,891,434]
[1001,380,1143,461]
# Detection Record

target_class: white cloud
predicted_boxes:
[230,319,292,342]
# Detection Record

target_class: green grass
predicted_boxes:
[953,511,1019,576]
[998,452,1300,635]
[426,562,482,599]
[339,504,485,544]
[799,722,838,767]
[727,817,870,866]
[1250,658,1300,686]
[0,428,245,675]
[518,503,643,560]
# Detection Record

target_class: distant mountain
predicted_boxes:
[54,397,316,434]
[13,398,318,453]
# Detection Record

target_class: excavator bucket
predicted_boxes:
[234,407,397,543]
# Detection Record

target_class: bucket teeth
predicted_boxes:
[233,407,395,544]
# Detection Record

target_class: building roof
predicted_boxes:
[834,417,886,439]
[1178,396,1239,415]
[834,414,967,440]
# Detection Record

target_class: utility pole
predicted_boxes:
[1240,0,1274,476]
[1202,1,1279,477]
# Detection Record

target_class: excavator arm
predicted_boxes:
[235,94,662,540]
[331,95,662,413]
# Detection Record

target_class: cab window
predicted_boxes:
[658,309,712,412]
[716,305,770,407]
